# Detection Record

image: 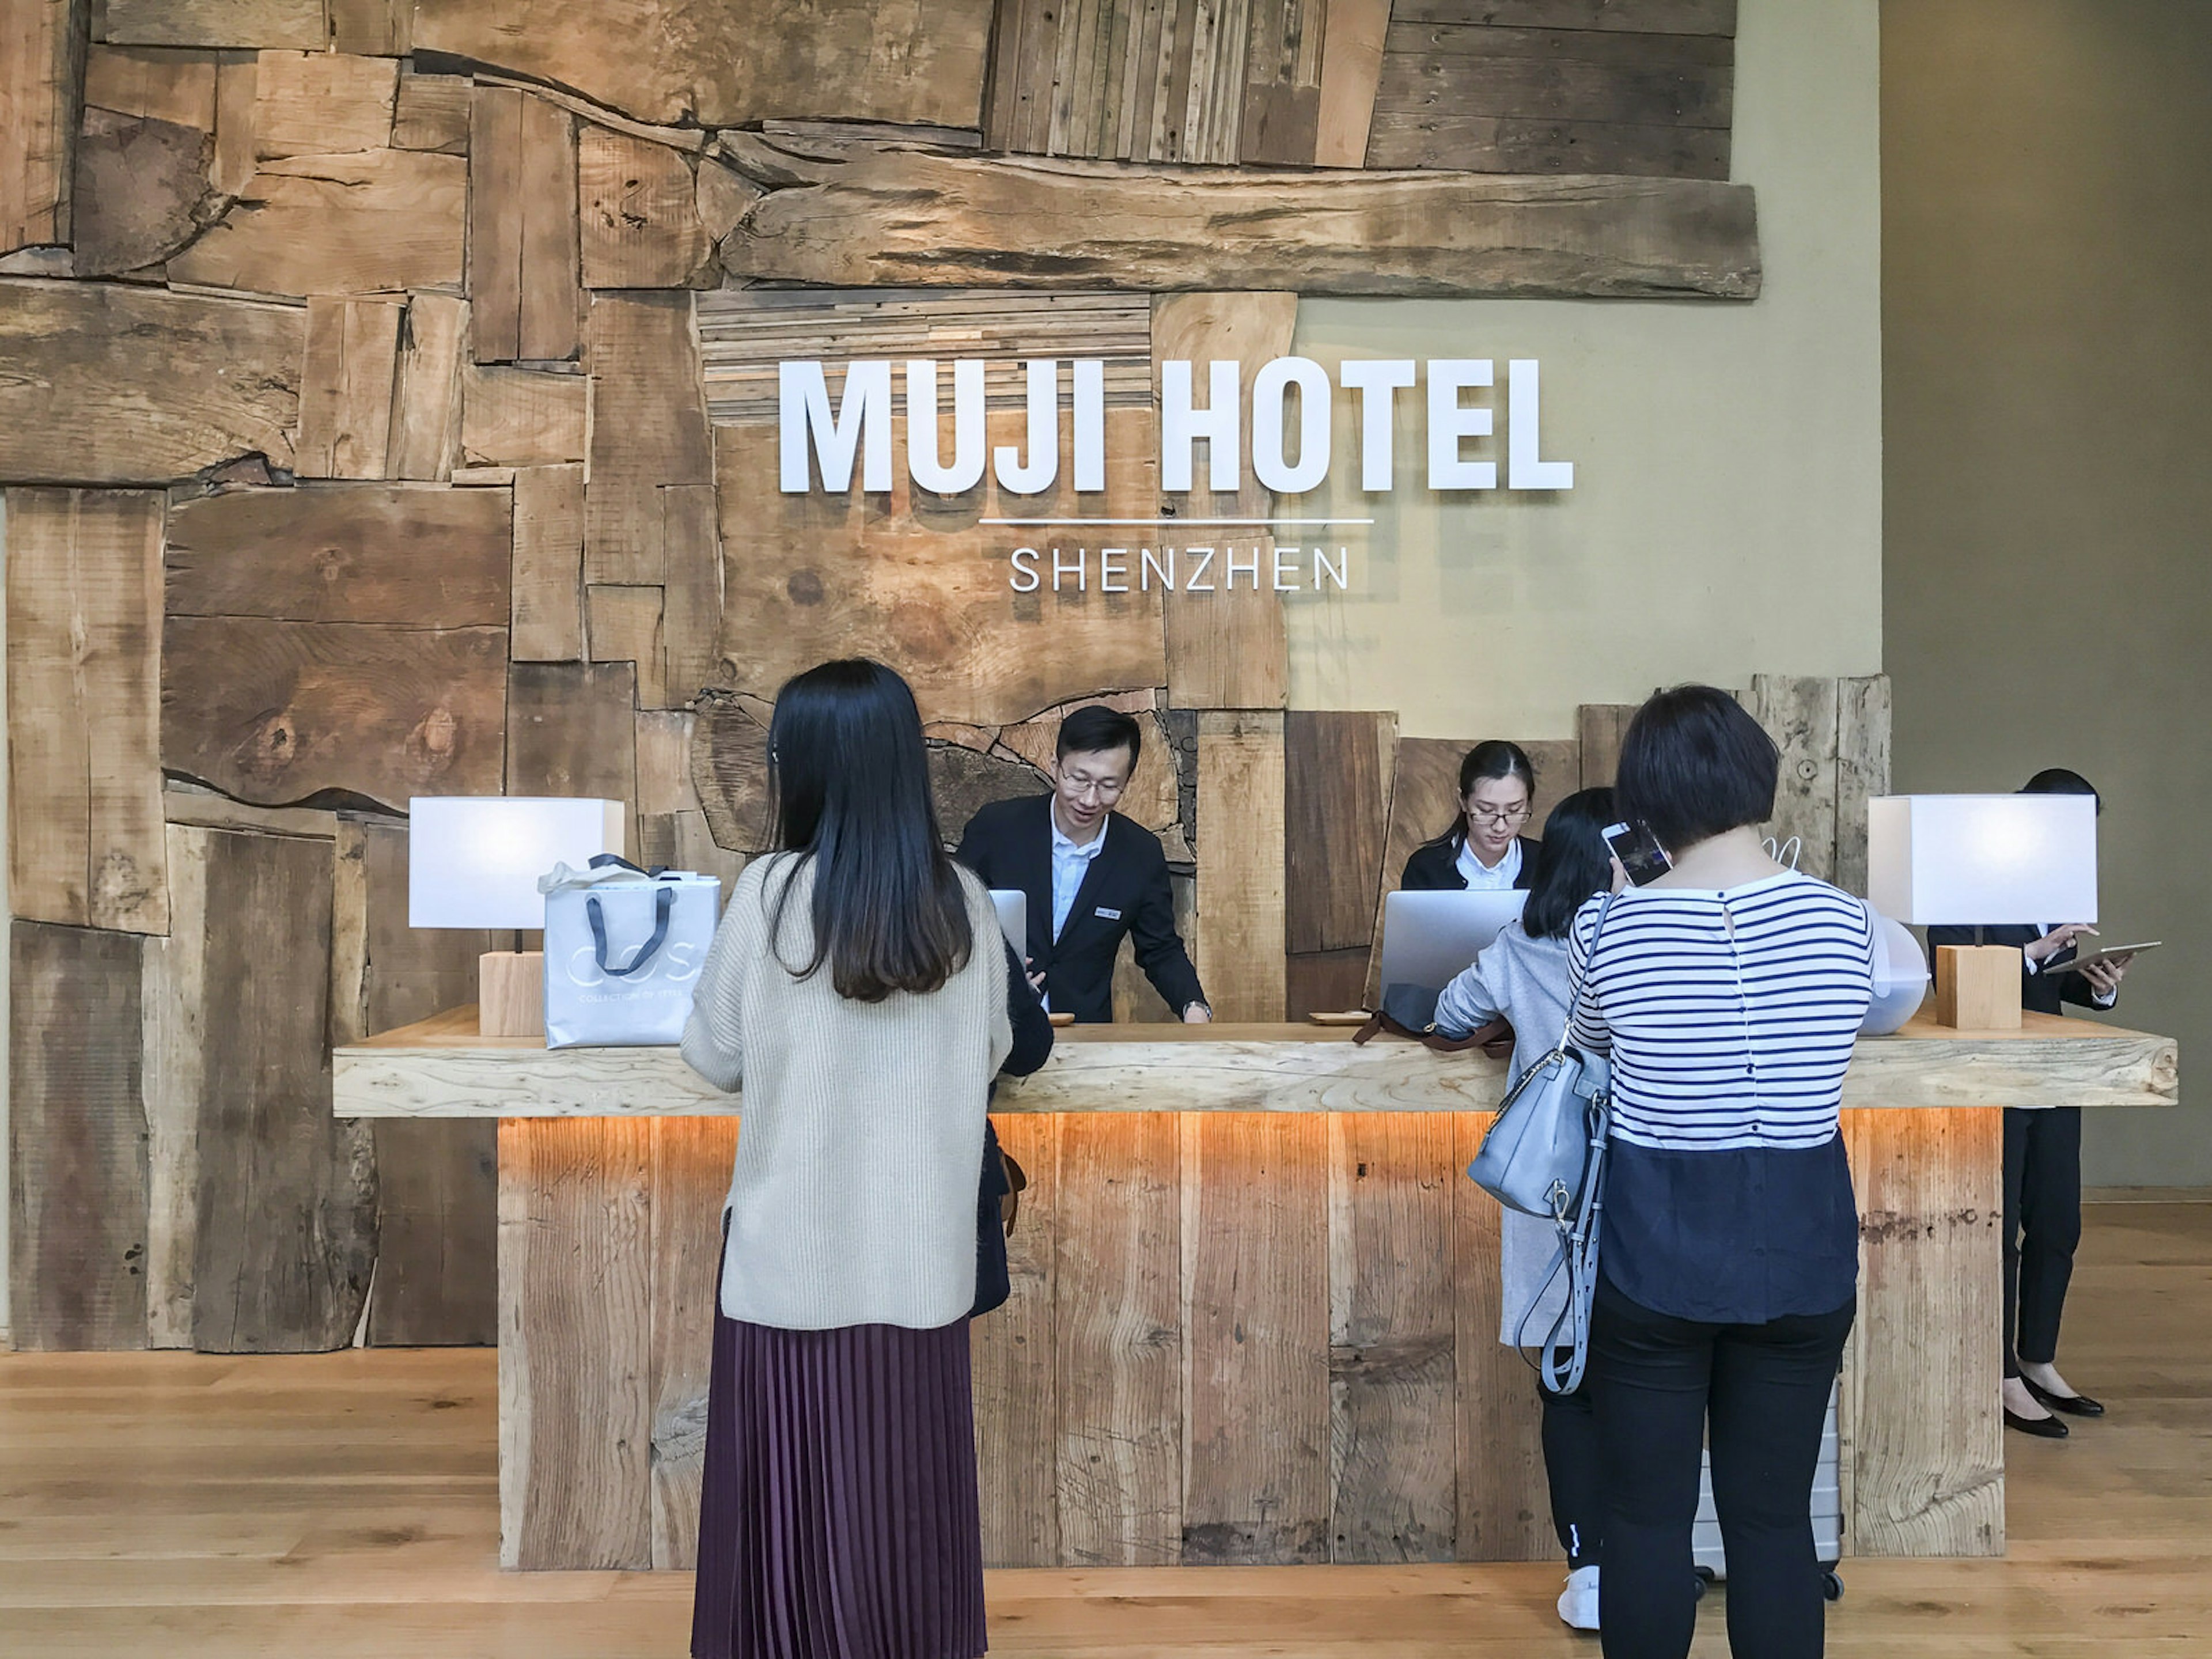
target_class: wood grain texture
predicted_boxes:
[392,71,472,154]
[414,0,995,131]
[586,585,666,710]
[461,365,588,468]
[297,297,404,480]
[251,49,397,159]
[1315,0,1391,166]
[660,483,721,707]
[162,617,509,808]
[7,921,149,1351]
[1836,673,1892,899]
[101,0,323,48]
[1327,1111,1456,1562]
[1390,0,1736,28]
[467,88,583,363]
[1055,1112,1182,1565]
[167,483,511,627]
[510,464,586,662]
[505,661,639,854]
[210,47,257,195]
[190,827,376,1353]
[140,824,211,1348]
[327,0,411,55]
[1285,711,1396,955]
[82,43,218,126]
[714,130,1763,298]
[995,691,1176,834]
[70,105,218,276]
[579,126,712,289]
[0,278,301,482]
[2,0,84,252]
[689,691,774,855]
[1195,712,1287,1022]
[1180,1111,1329,1563]
[975,1113,1062,1567]
[1286,946,1370,1020]
[387,291,468,482]
[646,1117,730,1570]
[1575,700,1638,789]
[169,149,468,297]
[1452,1109,1550,1559]
[6,488,169,934]
[584,288,711,585]
[498,1116,654,1569]
[1749,672,1842,882]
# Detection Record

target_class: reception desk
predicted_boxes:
[335,1013,2176,1573]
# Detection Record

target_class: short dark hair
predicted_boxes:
[766,658,975,1002]
[1521,787,1618,941]
[1615,685,1778,853]
[1435,740,1537,848]
[1056,704,1143,767]
[2022,767,2101,813]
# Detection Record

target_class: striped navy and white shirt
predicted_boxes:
[1569,873,1875,1323]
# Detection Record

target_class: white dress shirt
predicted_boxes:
[1456,836,1523,891]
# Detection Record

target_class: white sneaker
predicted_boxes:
[1557,1564,1601,1632]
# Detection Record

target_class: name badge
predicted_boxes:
[1095,907,1122,921]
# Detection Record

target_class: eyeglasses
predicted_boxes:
[1467,805,1531,826]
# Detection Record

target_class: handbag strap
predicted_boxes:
[1513,1092,1613,1394]
[1557,887,1619,1046]
[586,886,676,976]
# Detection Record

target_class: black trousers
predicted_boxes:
[2004,1106,2082,1378]
[1588,1280,1854,1659]
[1541,1370,1603,1567]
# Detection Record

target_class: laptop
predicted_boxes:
[988,889,1028,957]
[1374,889,1529,1026]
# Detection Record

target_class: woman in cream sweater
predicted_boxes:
[683,659,1012,1659]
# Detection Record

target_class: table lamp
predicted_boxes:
[410,796,626,1037]
[1866,794,2097,1030]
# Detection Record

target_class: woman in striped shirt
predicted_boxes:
[1569,687,1873,1659]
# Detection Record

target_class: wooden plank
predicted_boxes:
[1365,109,1730,178]
[585,289,711,585]
[974,1112,1061,1566]
[1836,673,1891,899]
[1194,712,1287,1023]
[6,488,169,934]
[498,1116,654,1569]
[1240,0,1321,165]
[517,93,582,361]
[1327,1111,1456,1562]
[1847,1105,2004,1556]
[586,585,666,710]
[1749,673,1842,882]
[251,50,399,158]
[715,130,1762,298]
[1315,0,1389,166]
[414,0,995,130]
[467,86,525,362]
[0,278,302,483]
[510,464,586,663]
[579,125,712,289]
[327,0,410,55]
[102,0,324,48]
[660,483,721,707]
[387,291,468,482]
[166,483,511,627]
[1054,1111,1181,1565]
[634,714,744,892]
[689,691,774,855]
[298,297,404,480]
[190,827,377,1353]
[1575,700,1638,789]
[1388,0,1736,32]
[646,1116,729,1570]
[1285,711,1396,955]
[7,921,148,1351]
[164,778,336,838]
[70,105,218,277]
[1286,946,1369,1020]
[211,48,257,196]
[461,365,588,468]
[1452,1110,1551,1558]
[162,618,509,808]
[1152,291,1295,710]
[84,44,219,126]
[2,0,85,253]
[392,71,472,154]
[168,149,468,297]
[506,661,640,856]
[142,824,211,1347]
[1180,1111,1328,1562]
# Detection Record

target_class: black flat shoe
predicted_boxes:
[2005,1407,2069,1439]
[2024,1379,2105,1418]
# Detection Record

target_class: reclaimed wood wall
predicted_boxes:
[2,0,1781,1354]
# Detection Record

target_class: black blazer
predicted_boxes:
[1926,923,2110,1018]
[1400,834,1539,893]
[956,795,1206,1024]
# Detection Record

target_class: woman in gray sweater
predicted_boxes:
[1435,786,1619,1634]
[683,660,1012,1659]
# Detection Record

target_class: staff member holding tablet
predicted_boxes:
[956,705,1210,1025]
[1930,768,2130,1440]
[1402,741,1541,892]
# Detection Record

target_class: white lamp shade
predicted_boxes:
[1866,794,2097,926]
[409,797,625,929]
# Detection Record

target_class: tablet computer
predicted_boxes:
[1376,889,1529,1023]
[2047,941,2159,976]
[988,889,1028,957]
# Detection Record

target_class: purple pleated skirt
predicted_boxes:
[690,1306,987,1659]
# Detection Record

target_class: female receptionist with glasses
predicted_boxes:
[1400,741,1541,892]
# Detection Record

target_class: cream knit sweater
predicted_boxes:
[681,854,1012,1331]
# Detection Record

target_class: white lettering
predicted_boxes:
[1161,359,1241,493]
[1010,546,1041,592]
[1339,359,1415,491]
[1273,546,1299,591]
[1141,546,1175,590]
[1226,545,1261,589]
[1052,546,1085,592]
[1314,546,1349,590]
[904,359,986,494]
[1251,356,1331,494]
[779,360,892,493]
[1185,546,1217,591]
[994,359,1059,494]
[1100,547,1129,593]
[1427,359,1495,491]
[1508,358,1574,490]
[1073,359,1106,492]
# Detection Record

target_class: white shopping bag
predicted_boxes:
[540,857,721,1047]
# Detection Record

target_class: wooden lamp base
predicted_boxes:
[1934,944,2022,1031]
[479,950,545,1039]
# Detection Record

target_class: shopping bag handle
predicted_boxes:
[586,887,675,976]
[589,853,670,878]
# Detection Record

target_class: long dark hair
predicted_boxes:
[1521,787,1618,940]
[1433,740,1537,849]
[764,659,974,1001]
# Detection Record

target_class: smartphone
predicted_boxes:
[1603,820,1673,887]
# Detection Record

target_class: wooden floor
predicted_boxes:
[3,1202,2207,1657]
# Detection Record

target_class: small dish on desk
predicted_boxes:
[1306,1010,1373,1026]
[1047,1012,1077,1027]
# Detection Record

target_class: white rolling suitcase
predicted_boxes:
[1691,1382,1845,1603]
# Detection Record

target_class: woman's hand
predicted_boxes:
[2024,923,2096,966]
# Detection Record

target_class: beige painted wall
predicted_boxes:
[1884,0,2212,1187]
[1286,2,1885,740]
